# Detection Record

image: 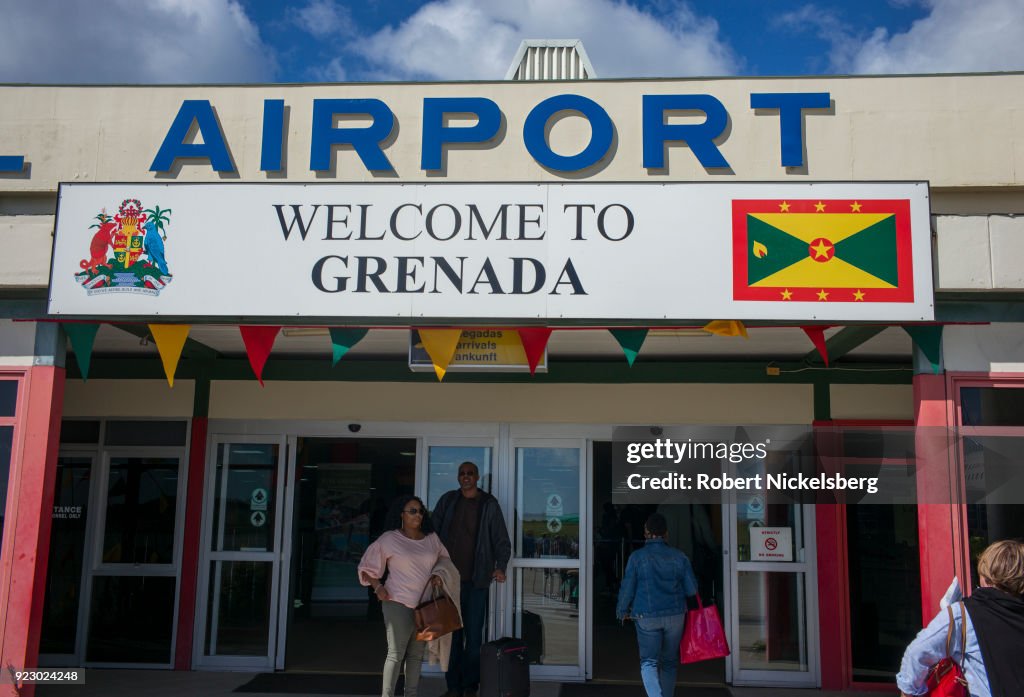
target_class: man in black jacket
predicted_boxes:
[432,461,512,697]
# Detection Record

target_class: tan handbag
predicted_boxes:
[414,579,462,641]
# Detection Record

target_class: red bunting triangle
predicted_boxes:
[801,326,831,366]
[239,326,281,385]
[516,328,552,375]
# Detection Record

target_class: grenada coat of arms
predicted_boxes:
[75,198,172,295]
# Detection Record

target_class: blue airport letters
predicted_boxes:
[150,92,831,175]
[421,97,502,170]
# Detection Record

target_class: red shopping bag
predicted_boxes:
[679,596,730,664]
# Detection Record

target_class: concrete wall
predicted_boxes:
[829,383,914,420]
[2,74,1024,191]
[944,323,1024,373]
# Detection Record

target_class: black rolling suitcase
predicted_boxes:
[479,637,530,697]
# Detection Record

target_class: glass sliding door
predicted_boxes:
[505,440,586,680]
[196,436,287,669]
[39,454,95,664]
[727,458,818,686]
[280,436,417,672]
[85,450,185,666]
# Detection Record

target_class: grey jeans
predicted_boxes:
[381,600,426,697]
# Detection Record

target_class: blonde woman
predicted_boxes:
[897,540,1024,697]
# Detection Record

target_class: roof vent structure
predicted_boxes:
[505,39,597,81]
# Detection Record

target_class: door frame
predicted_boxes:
[193,433,288,670]
[501,435,589,681]
[725,497,820,687]
[37,450,97,668]
[84,444,190,668]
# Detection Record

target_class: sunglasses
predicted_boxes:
[403,507,425,515]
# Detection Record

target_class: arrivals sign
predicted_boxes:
[48,182,933,322]
[409,329,546,373]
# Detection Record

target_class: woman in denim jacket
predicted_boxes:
[616,512,699,697]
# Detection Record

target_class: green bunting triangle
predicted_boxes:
[329,328,369,367]
[64,323,100,381]
[903,325,943,374]
[609,329,648,367]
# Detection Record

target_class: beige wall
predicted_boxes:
[205,381,814,424]
[829,384,914,420]
[63,379,195,417]
[1,74,1023,192]
[944,323,1024,373]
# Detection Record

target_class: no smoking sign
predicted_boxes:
[752,528,792,561]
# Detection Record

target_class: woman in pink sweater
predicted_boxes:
[359,495,450,697]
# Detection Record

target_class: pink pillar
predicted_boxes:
[174,416,208,669]
[913,373,967,617]
[0,366,64,697]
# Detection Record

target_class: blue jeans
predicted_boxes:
[446,582,488,692]
[634,613,685,697]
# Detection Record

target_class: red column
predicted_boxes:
[174,416,208,669]
[816,503,850,690]
[913,373,966,617]
[0,366,64,697]
[813,424,850,690]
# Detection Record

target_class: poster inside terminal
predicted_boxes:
[611,425,1024,506]
[49,181,933,322]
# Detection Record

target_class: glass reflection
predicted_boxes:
[86,575,176,663]
[102,457,179,564]
[211,444,278,553]
[40,457,92,655]
[427,446,492,510]
[736,571,808,672]
[515,448,580,559]
[513,567,579,665]
[205,560,273,657]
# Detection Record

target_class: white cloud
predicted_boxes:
[783,0,1024,75]
[0,0,277,83]
[352,0,739,80]
[309,57,349,83]
[291,0,354,40]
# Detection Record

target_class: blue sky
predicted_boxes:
[0,0,1022,83]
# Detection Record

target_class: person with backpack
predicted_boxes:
[897,539,1024,697]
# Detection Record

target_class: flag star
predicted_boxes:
[817,289,829,301]
[781,289,793,300]
[853,289,865,301]
[814,201,826,212]
[811,240,833,259]
[850,201,862,212]
[779,201,790,212]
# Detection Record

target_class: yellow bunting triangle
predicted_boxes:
[148,324,190,387]
[703,320,748,338]
[418,329,463,380]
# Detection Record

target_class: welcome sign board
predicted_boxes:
[48,182,933,322]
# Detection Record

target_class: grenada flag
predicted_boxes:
[732,199,913,303]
